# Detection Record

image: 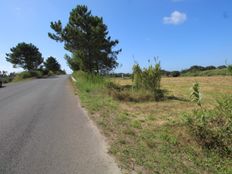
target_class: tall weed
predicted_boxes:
[185,95,232,156]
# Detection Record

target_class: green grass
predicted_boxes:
[12,71,33,82]
[12,70,53,82]
[72,71,232,174]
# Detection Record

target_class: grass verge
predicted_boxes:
[72,71,232,174]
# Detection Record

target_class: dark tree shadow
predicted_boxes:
[165,95,190,102]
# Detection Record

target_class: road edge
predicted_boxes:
[69,76,122,174]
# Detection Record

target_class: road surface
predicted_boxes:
[0,76,121,174]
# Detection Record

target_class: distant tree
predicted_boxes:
[171,71,181,77]
[205,66,216,70]
[48,5,121,73]
[161,70,171,76]
[217,65,227,69]
[6,42,43,71]
[188,65,205,72]
[228,65,232,75]
[44,56,61,73]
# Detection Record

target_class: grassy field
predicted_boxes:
[72,72,232,174]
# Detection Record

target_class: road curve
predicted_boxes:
[0,75,121,174]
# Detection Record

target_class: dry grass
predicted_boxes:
[114,76,232,127]
[162,76,232,104]
[113,76,232,103]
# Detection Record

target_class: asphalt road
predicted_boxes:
[0,76,121,174]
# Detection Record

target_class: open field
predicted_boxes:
[112,76,232,105]
[73,73,232,174]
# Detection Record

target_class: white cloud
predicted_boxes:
[163,11,187,25]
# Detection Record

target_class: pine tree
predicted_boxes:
[44,56,61,73]
[48,5,121,73]
[6,42,43,71]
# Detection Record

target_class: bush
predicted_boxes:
[228,65,232,75]
[39,69,49,76]
[132,64,143,89]
[21,71,32,78]
[185,95,232,156]
[13,70,45,81]
[132,62,163,101]
[170,71,180,77]
[13,72,30,81]
[142,64,161,98]
[205,66,216,70]
[30,70,43,78]
[217,65,227,69]
[48,71,55,76]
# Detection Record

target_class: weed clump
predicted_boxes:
[108,60,164,102]
[132,62,163,101]
[185,95,232,156]
[190,82,202,107]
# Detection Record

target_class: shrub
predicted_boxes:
[131,62,163,101]
[205,65,216,70]
[185,95,232,156]
[142,64,161,93]
[132,64,142,89]
[39,69,49,76]
[13,72,32,81]
[48,71,55,76]
[30,70,43,78]
[228,65,232,75]
[217,65,227,69]
[13,70,46,81]
[170,71,180,77]
[18,71,32,78]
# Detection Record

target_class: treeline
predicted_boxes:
[2,42,66,83]
[162,65,228,77]
[0,42,66,83]
[109,65,229,78]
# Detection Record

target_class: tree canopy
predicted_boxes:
[6,42,43,71]
[48,5,121,73]
[44,56,61,73]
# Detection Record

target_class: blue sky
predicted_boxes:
[0,0,232,73]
